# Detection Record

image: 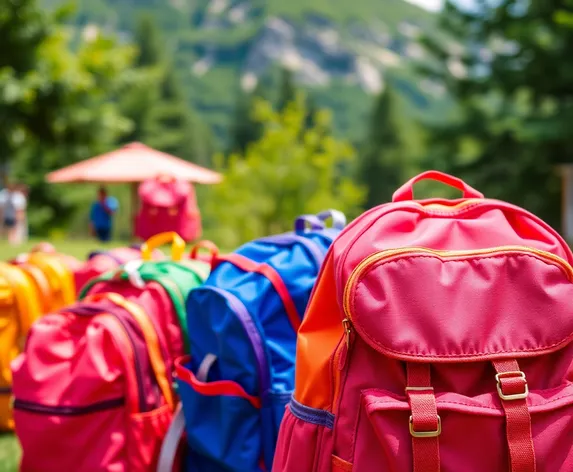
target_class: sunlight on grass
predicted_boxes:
[0,434,19,472]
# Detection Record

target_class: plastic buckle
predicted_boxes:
[495,371,529,401]
[123,260,145,289]
[409,415,441,438]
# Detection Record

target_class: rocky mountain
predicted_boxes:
[44,0,452,142]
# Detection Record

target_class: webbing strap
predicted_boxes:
[215,253,301,331]
[406,363,440,472]
[493,359,536,472]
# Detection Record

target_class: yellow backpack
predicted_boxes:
[0,262,42,430]
[15,252,76,311]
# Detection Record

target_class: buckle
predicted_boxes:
[495,371,529,401]
[409,415,441,438]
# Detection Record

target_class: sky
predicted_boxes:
[405,0,476,12]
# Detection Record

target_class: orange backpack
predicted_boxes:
[0,262,42,430]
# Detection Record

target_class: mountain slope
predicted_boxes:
[43,0,448,144]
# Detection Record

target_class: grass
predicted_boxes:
[0,434,19,472]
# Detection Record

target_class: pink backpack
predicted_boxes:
[12,293,176,472]
[73,246,164,295]
[135,176,201,242]
[273,171,573,472]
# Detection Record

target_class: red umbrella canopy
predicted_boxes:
[46,142,222,184]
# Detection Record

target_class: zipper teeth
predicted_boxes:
[421,199,481,211]
[343,246,573,321]
[13,397,125,416]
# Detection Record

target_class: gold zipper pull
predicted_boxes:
[342,318,352,349]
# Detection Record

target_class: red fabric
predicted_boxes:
[406,363,440,472]
[493,360,536,472]
[215,254,301,331]
[175,356,261,409]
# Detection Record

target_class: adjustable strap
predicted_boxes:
[156,354,218,472]
[493,360,536,472]
[405,363,440,472]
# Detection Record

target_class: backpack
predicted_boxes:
[0,262,42,431]
[273,171,573,472]
[79,232,212,364]
[135,176,201,242]
[11,251,76,311]
[74,245,164,295]
[12,292,177,472]
[165,210,347,472]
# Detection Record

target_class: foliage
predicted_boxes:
[119,14,214,166]
[204,94,366,248]
[2,0,138,234]
[419,0,573,228]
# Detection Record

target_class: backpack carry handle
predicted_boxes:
[392,170,484,202]
[294,215,325,233]
[189,240,219,267]
[141,232,186,262]
[316,209,347,230]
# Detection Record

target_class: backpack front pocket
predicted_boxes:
[352,385,573,472]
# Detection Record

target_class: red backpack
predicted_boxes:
[274,171,573,472]
[135,176,201,242]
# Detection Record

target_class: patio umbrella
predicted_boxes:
[46,142,222,184]
[46,142,222,238]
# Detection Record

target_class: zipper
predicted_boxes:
[200,286,271,400]
[13,397,124,416]
[420,199,482,211]
[258,233,326,268]
[343,246,573,324]
[67,305,148,412]
[0,386,11,394]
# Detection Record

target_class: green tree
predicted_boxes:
[277,67,296,112]
[205,94,366,248]
[420,0,573,227]
[359,85,410,208]
[121,15,213,165]
[1,0,136,233]
[229,82,270,155]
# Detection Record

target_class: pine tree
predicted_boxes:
[229,81,269,154]
[359,85,405,209]
[277,67,296,112]
[121,15,212,164]
[420,0,572,227]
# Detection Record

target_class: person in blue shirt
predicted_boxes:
[89,186,119,242]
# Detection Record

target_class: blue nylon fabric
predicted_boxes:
[178,222,342,472]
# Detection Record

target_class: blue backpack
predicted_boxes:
[157,210,346,472]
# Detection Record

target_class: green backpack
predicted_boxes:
[79,233,216,357]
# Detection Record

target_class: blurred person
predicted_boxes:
[14,184,29,244]
[89,186,119,243]
[0,183,25,244]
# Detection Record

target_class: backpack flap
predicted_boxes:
[342,246,573,363]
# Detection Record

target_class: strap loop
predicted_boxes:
[405,363,440,472]
[493,360,536,472]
